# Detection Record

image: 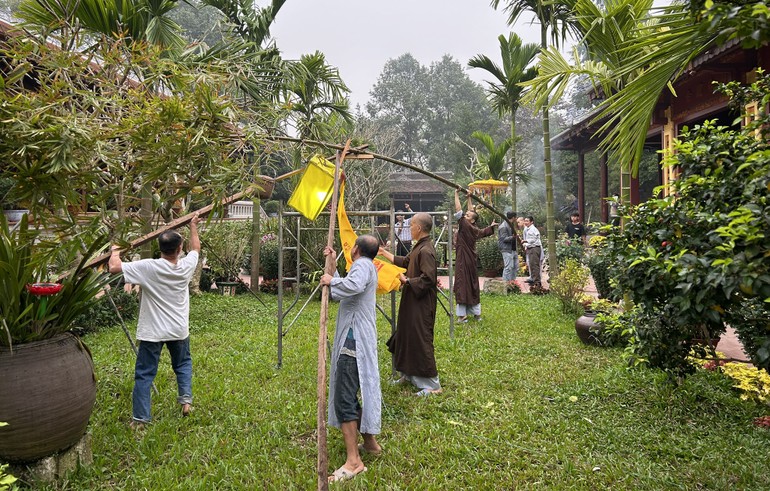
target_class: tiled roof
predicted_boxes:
[388,170,452,194]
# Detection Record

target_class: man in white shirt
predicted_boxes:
[395,203,413,256]
[109,213,201,426]
[521,216,543,289]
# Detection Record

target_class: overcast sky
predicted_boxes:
[270,0,540,109]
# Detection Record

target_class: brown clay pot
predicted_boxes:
[575,311,602,346]
[0,333,96,463]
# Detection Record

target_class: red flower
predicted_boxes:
[26,282,63,296]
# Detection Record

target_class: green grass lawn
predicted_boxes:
[40,293,770,490]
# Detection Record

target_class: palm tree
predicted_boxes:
[201,0,286,47]
[471,131,512,181]
[492,0,576,275]
[282,51,353,141]
[18,0,187,51]
[521,0,658,222]
[469,32,539,214]
[593,0,769,175]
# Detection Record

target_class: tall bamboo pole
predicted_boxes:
[269,136,524,248]
[74,187,259,273]
[317,140,351,490]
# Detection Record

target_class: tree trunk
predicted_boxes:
[251,197,261,293]
[510,112,520,261]
[541,24,558,276]
[140,184,153,260]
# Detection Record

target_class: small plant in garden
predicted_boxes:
[593,308,635,348]
[0,215,112,347]
[506,280,522,294]
[586,234,616,300]
[0,424,17,491]
[692,354,770,405]
[722,363,770,404]
[555,232,585,266]
[549,258,589,315]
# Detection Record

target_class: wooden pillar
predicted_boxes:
[577,151,586,221]
[661,107,677,196]
[600,153,609,223]
[630,173,640,205]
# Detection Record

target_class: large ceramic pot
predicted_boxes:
[0,333,96,463]
[575,311,602,346]
[216,280,239,296]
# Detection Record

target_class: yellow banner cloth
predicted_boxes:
[337,180,405,294]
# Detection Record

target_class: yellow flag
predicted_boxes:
[287,155,335,220]
[337,180,405,294]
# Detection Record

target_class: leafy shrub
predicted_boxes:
[202,221,251,281]
[586,235,616,300]
[594,309,634,348]
[555,233,585,267]
[260,240,280,281]
[263,200,279,215]
[603,74,770,375]
[506,280,522,294]
[72,286,139,334]
[549,258,589,316]
[477,235,502,275]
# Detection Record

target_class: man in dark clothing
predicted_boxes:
[565,212,587,246]
[453,190,497,322]
[498,211,518,282]
[378,212,441,396]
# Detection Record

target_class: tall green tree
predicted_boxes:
[366,54,430,166]
[521,0,658,224]
[469,32,539,214]
[492,0,576,275]
[424,55,502,176]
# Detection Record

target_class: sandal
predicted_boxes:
[328,465,366,483]
[415,388,442,397]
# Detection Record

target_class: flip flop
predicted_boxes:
[415,388,442,397]
[328,465,367,483]
[388,376,407,386]
[358,443,383,457]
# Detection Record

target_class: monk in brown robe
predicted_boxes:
[453,190,497,322]
[378,212,441,396]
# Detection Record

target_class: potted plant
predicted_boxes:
[549,258,590,316]
[0,177,28,223]
[0,215,111,463]
[201,220,251,295]
[575,298,619,346]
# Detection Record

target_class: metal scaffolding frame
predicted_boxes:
[274,203,456,368]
